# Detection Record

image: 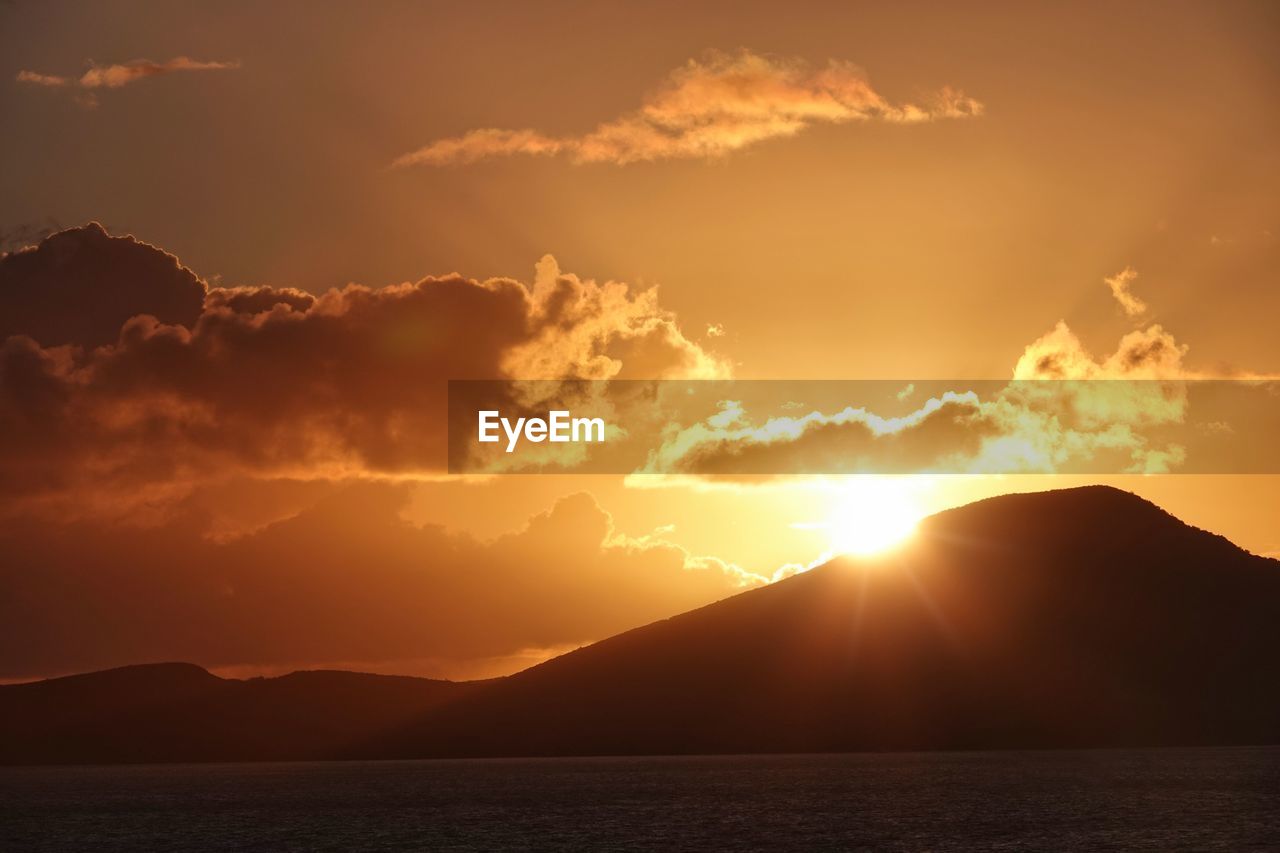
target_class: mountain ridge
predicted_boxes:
[4,486,1278,764]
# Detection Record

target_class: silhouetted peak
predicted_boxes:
[915,485,1186,545]
[265,669,457,688]
[934,485,1161,519]
[21,662,220,690]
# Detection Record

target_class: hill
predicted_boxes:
[0,663,475,764]
[3,487,1278,764]
[370,486,1280,757]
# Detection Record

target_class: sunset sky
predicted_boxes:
[1,0,1277,682]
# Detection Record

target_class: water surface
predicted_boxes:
[2,747,1277,851]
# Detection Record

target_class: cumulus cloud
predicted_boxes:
[0,227,752,679]
[16,57,238,105]
[1105,266,1147,317]
[512,255,728,380]
[0,226,725,515]
[394,50,983,167]
[640,282,1277,478]
[0,485,763,681]
[1013,321,1186,380]
[0,222,206,348]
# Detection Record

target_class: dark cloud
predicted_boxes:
[0,227,741,680]
[204,285,316,315]
[0,223,206,348]
[0,228,724,515]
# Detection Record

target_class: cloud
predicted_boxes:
[0,222,206,348]
[0,227,750,680]
[16,57,238,105]
[641,279,1276,478]
[0,227,726,516]
[1013,321,1186,380]
[1105,266,1147,317]
[394,50,983,167]
[644,391,1001,476]
[398,128,565,166]
[642,380,1195,478]
[76,57,239,89]
[15,70,66,87]
[0,485,763,681]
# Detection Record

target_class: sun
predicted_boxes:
[797,480,923,557]
[826,486,921,555]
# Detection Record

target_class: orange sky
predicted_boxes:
[0,0,1277,681]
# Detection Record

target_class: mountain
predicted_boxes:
[3,486,1278,764]
[368,486,1280,757]
[0,663,477,764]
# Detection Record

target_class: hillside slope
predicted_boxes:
[373,486,1280,756]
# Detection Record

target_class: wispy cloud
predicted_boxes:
[1105,266,1147,317]
[394,49,983,167]
[15,70,67,87]
[16,56,239,105]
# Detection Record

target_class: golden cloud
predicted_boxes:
[394,50,983,167]
[633,288,1278,479]
[1104,267,1147,318]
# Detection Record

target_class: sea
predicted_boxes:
[1,747,1277,851]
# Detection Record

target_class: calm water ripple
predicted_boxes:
[1,747,1277,851]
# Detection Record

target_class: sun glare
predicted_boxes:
[798,480,924,557]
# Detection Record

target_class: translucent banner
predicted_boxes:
[447,379,1280,475]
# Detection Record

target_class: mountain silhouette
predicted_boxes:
[3,486,1278,764]
[0,663,478,764]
